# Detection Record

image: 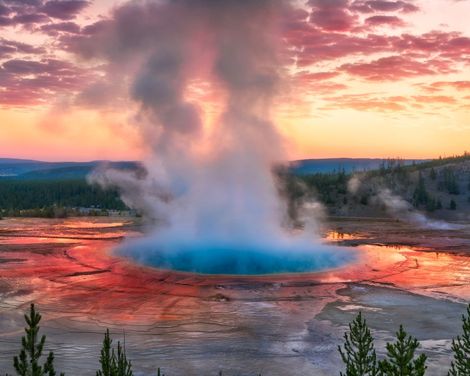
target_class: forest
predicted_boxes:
[0,179,127,218]
[282,153,470,220]
[1,153,470,219]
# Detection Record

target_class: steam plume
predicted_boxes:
[87,0,352,274]
[348,176,462,230]
[377,189,463,230]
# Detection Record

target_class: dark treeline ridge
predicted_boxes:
[361,152,470,177]
[2,304,469,375]
[282,152,470,218]
[1,152,470,219]
[0,179,127,218]
[402,151,470,172]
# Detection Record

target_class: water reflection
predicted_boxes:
[0,217,469,325]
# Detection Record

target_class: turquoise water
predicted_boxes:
[120,241,355,275]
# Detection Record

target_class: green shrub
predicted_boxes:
[378,325,427,376]
[448,305,470,376]
[12,304,64,376]
[338,312,379,376]
[96,329,133,376]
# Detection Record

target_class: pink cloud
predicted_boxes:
[0,57,95,106]
[0,38,45,58]
[351,0,419,13]
[341,55,455,80]
[0,0,88,28]
[290,28,392,65]
[39,21,81,35]
[422,81,470,91]
[322,93,408,111]
[41,0,89,20]
[309,0,358,31]
[310,8,357,31]
[412,95,457,104]
[296,71,340,80]
[292,71,348,94]
[1,0,469,109]
[365,15,406,27]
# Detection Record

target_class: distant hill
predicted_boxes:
[0,159,63,177]
[0,158,138,215]
[288,154,470,221]
[290,158,427,175]
[2,155,469,220]
[1,157,429,180]
[0,158,140,180]
[0,158,40,164]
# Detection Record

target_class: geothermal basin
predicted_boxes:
[0,217,469,376]
[116,234,355,275]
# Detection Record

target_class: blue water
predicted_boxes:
[119,241,355,275]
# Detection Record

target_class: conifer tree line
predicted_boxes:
[338,306,470,376]
[1,304,469,375]
[0,179,127,215]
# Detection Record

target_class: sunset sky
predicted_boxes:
[1,0,469,162]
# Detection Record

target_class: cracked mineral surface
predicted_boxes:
[0,217,469,375]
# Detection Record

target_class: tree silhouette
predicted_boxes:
[450,199,457,210]
[448,304,470,376]
[338,312,379,376]
[13,304,63,376]
[379,325,426,376]
[96,329,133,376]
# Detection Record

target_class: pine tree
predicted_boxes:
[413,173,429,207]
[442,168,460,195]
[97,330,113,376]
[379,325,427,376]
[96,329,133,376]
[448,304,470,376]
[13,304,64,376]
[114,341,133,376]
[450,199,457,210]
[338,312,379,376]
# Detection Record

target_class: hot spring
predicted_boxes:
[89,0,357,276]
[115,235,355,275]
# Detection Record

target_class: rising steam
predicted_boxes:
[86,0,352,274]
[348,176,462,230]
[376,189,463,230]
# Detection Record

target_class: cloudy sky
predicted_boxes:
[1,0,469,161]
